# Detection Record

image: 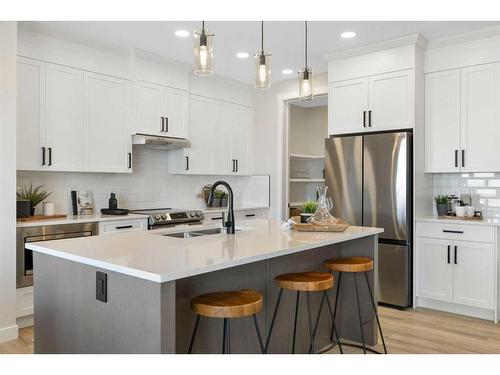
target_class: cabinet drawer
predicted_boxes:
[236,209,269,221]
[99,219,147,234]
[416,221,495,243]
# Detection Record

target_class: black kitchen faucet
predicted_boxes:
[208,181,235,234]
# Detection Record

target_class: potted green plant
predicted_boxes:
[211,190,224,207]
[300,200,318,223]
[16,183,53,216]
[220,191,228,207]
[435,195,449,216]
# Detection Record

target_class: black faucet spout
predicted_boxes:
[208,181,235,234]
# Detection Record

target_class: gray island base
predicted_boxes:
[31,220,381,353]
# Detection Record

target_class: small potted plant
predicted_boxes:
[220,191,228,207]
[435,195,449,216]
[16,183,53,216]
[211,190,224,207]
[300,200,318,223]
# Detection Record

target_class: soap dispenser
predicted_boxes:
[109,193,118,210]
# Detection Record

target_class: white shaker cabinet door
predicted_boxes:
[185,95,214,174]
[135,81,165,136]
[452,240,494,309]
[424,69,461,173]
[17,57,45,170]
[231,104,251,175]
[165,88,188,138]
[212,101,233,174]
[84,72,132,173]
[368,69,414,132]
[45,64,84,171]
[328,78,368,135]
[460,62,500,172]
[416,238,453,303]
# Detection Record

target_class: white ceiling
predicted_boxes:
[22,21,500,84]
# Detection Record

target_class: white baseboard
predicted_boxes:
[17,315,33,329]
[0,324,19,343]
[417,297,496,322]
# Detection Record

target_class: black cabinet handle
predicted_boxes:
[455,150,458,168]
[454,245,458,264]
[443,229,464,234]
[115,225,133,230]
[42,147,45,166]
[447,245,451,264]
[185,156,189,171]
[48,147,52,166]
[128,152,132,169]
[462,150,465,168]
[231,159,235,172]
[161,117,165,132]
[368,110,372,127]
[235,159,239,172]
[363,111,366,127]
[245,214,256,217]
[211,217,223,221]
[165,117,168,133]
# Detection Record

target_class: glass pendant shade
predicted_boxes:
[299,68,313,100]
[254,52,271,89]
[194,26,214,76]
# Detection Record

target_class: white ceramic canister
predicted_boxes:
[43,202,55,216]
[456,206,466,217]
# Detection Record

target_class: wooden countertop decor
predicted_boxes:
[17,214,67,222]
[291,216,349,232]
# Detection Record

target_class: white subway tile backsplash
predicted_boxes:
[17,148,270,215]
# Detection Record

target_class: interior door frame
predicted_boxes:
[276,86,328,220]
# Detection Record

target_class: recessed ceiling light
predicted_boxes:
[236,52,249,59]
[282,69,293,75]
[341,31,356,39]
[175,30,190,37]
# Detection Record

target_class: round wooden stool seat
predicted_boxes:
[191,290,263,318]
[275,271,333,292]
[324,257,373,273]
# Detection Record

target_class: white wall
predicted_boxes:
[252,73,328,219]
[0,22,18,343]
[289,105,328,155]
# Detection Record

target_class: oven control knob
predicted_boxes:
[162,214,168,220]
[190,212,196,217]
[195,212,201,217]
[155,215,162,221]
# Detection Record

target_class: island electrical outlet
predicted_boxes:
[96,271,107,303]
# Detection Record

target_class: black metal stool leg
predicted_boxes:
[324,290,343,354]
[222,318,227,354]
[227,318,231,354]
[306,291,315,354]
[291,291,300,354]
[188,315,200,354]
[252,314,265,353]
[364,272,388,354]
[309,291,326,353]
[330,271,342,341]
[353,273,367,354]
[264,288,283,353]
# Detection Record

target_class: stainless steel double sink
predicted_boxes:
[162,227,242,239]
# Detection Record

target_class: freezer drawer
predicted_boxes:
[378,243,411,308]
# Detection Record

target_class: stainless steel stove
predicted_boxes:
[129,208,204,229]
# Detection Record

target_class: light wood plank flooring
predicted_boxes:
[1,307,499,354]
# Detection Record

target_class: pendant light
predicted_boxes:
[194,21,214,76]
[299,21,313,100]
[254,21,271,89]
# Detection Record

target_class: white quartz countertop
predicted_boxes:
[16,213,148,228]
[416,216,500,226]
[27,219,383,283]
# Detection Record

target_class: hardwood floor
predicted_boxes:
[1,307,499,354]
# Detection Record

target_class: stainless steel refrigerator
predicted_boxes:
[325,131,412,308]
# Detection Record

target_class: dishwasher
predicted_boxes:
[16,222,99,288]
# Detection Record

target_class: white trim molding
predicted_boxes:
[0,325,19,344]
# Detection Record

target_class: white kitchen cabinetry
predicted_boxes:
[99,218,147,234]
[231,104,251,175]
[84,72,132,173]
[17,57,45,170]
[135,81,188,138]
[425,62,500,173]
[329,69,414,135]
[416,220,498,321]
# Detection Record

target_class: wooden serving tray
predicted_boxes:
[439,215,483,221]
[291,216,350,232]
[17,214,67,222]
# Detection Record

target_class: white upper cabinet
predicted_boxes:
[45,64,84,171]
[328,78,368,135]
[460,62,500,172]
[212,101,233,174]
[84,72,132,173]
[368,69,414,131]
[17,57,45,170]
[165,88,188,138]
[424,69,461,173]
[231,104,251,175]
[425,62,500,173]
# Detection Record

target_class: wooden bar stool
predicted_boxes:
[264,271,343,354]
[188,289,265,354]
[323,257,387,354]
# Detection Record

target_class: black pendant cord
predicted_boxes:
[305,20,308,70]
[261,21,264,55]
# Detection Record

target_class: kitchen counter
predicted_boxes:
[29,219,383,354]
[202,205,269,213]
[16,213,148,228]
[416,216,500,226]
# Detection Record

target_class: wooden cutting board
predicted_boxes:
[17,214,67,222]
[439,215,483,221]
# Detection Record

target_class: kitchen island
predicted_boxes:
[28,219,383,354]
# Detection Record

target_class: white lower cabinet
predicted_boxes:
[416,221,497,321]
[99,218,148,234]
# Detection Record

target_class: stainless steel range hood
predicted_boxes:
[132,133,190,149]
